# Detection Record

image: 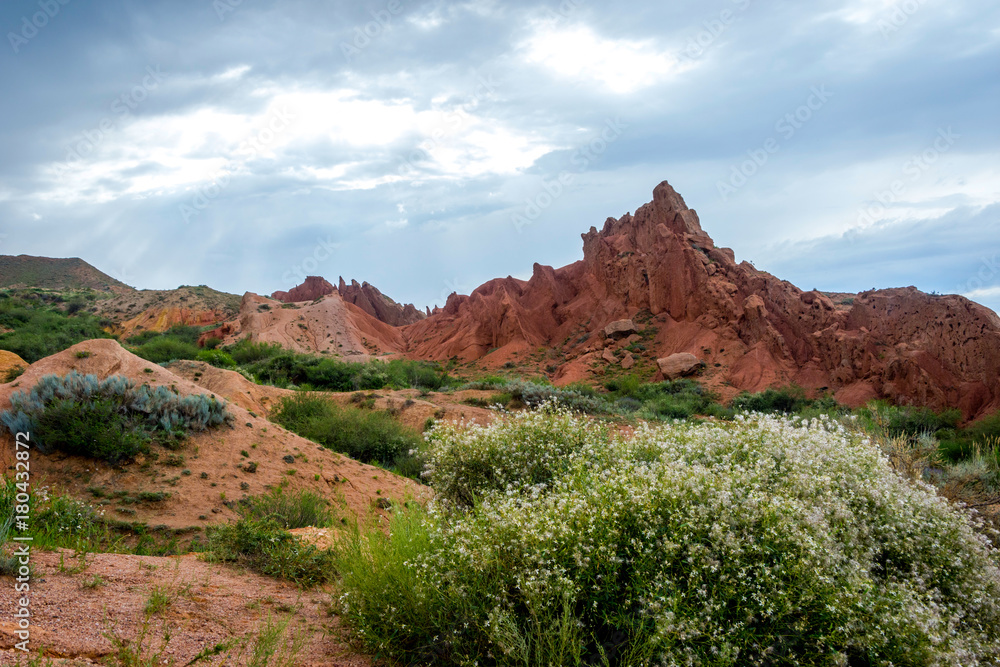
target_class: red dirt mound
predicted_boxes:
[213,292,405,358]
[0,339,427,529]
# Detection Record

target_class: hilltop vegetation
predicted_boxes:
[0,288,114,363]
[0,254,133,293]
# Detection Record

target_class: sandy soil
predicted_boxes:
[0,548,369,666]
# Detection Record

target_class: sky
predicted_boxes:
[0,0,997,314]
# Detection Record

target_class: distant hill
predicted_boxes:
[95,285,243,338]
[0,255,134,294]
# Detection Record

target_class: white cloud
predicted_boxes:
[520,24,687,94]
[833,0,898,25]
[215,65,252,81]
[33,80,557,204]
[965,286,1000,300]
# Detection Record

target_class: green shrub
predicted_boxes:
[196,348,236,368]
[603,374,641,397]
[202,336,223,350]
[0,371,231,463]
[35,397,152,464]
[236,487,333,529]
[222,340,454,392]
[336,406,1000,665]
[423,404,608,506]
[860,401,962,440]
[731,385,811,414]
[272,394,421,470]
[227,339,286,365]
[131,337,200,363]
[206,516,335,587]
[0,296,113,363]
[126,324,202,347]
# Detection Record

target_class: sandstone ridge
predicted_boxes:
[401,181,1000,419]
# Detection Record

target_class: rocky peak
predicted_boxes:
[271,276,335,303]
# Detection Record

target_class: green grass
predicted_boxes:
[0,478,20,576]
[0,289,114,362]
[235,487,335,529]
[218,338,454,391]
[0,482,195,556]
[272,394,423,473]
[205,516,336,587]
[143,586,174,615]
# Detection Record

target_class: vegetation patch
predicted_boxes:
[205,516,336,587]
[0,371,231,464]
[217,339,454,391]
[272,394,422,474]
[234,487,336,530]
[0,289,113,362]
[335,405,1000,665]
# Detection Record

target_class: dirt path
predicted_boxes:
[0,548,369,666]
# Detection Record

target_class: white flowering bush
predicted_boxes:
[336,405,1000,666]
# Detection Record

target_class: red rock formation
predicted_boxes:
[271,276,335,303]
[337,277,425,326]
[401,181,1000,419]
[271,276,424,326]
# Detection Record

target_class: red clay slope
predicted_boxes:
[402,181,1000,419]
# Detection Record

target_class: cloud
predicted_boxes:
[520,23,687,94]
[0,0,997,313]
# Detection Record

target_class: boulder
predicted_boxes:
[657,353,704,380]
[621,352,636,370]
[602,348,617,364]
[604,319,638,339]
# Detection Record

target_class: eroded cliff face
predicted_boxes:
[271,276,335,303]
[271,276,424,326]
[401,181,1000,418]
[337,277,425,326]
